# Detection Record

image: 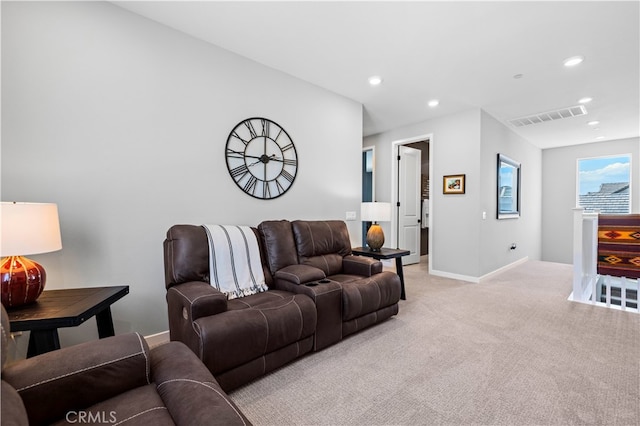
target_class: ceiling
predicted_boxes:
[113,1,640,149]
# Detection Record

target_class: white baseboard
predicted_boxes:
[144,330,170,348]
[430,256,529,284]
[479,256,529,282]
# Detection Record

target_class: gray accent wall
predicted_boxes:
[542,137,640,264]
[1,2,363,344]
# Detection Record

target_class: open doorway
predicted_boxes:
[390,135,432,268]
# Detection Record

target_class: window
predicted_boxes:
[577,154,631,213]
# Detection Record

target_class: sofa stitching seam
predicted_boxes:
[16,348,147,392]
[156,379,248,425]
[292,298,304,340]
[112,406,168,426]
[135,333,151,384]
[258,309,269,356]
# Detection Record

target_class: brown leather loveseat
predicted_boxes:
[163,220,401,391]
[0,305,251,426]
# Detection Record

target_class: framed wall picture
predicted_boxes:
[443,174,465,194]
[497,153,521,219]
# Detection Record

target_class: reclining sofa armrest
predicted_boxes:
[152,341,252,426]
[2,333,150,426]
[167,281,228,322]
[274,264,326,285]
[343,255,383,277]
[166,282,228,356]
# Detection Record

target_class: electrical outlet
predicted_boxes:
[346,211,357,221]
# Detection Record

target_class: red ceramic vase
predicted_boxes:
[1,256,46,308]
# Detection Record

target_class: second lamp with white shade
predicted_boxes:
[361,202,391,252]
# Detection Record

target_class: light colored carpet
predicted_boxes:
[229,260,639,425]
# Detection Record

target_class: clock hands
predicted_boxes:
[247,154,278,167]
[226,149,263,161]
[228,149,285,164]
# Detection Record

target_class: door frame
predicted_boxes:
[362,146,376,247]
[390,133,433,272]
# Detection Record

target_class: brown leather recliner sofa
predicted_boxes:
[163,220,401,392]
[0,305,251,426]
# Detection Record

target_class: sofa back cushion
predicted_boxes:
[258,220,299,276]
[164,225,272,289]
[291,220,352,276]
[164,225,210,288]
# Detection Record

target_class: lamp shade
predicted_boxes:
[1,202,62,256]
[361,202,391,223]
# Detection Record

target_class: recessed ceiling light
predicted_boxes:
[595,136,605,140]
[428,99,439,107]
[513,74,524,79]
[563,56,584,67]
[587,120,600,126]
[578,97,593,104]
[368,76,383,86]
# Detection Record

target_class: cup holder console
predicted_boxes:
[305,279,331,287]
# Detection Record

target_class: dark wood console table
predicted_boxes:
[6,285,129,357]
[351,247,410,300]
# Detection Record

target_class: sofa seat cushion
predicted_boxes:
[226,290,298,310]
[326,274,368,284]
[341,272,401,321]
[53,384,175,426]
[195,292,316,375]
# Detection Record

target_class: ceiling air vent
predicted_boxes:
[508,105,587,127]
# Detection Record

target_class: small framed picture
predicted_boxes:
[443,174,465,194]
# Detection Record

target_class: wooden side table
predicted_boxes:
[351,247,410,300]
[6,285,129,357]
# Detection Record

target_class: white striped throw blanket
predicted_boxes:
[202,224,268,299]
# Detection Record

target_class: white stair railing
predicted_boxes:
[572,208,599,303]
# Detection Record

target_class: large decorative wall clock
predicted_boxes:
[225,117,298,199]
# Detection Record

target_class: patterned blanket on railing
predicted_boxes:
[598,214,640,279]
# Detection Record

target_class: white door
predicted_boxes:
[398,145,421,264]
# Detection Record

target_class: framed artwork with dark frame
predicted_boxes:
[497,153,521,219]
[443,174,465,194]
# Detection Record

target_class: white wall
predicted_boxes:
[479,111,542,276]
[1,1,363,346]
[364,109,483,278]
[542,137,640,264]
[364,109,543,280]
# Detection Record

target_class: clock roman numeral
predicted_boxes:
[231,131,249,145]
[283,158,297,166]
[261,119,269,137]
[244,120,258,139]
[281,143,294,152]
[244,175,258,194]
[280,170,295,183]
[263,181,271,198]
[230,164,249,180]
[226,149,244,159]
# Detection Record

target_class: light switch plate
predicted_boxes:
[346,211,357,221]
